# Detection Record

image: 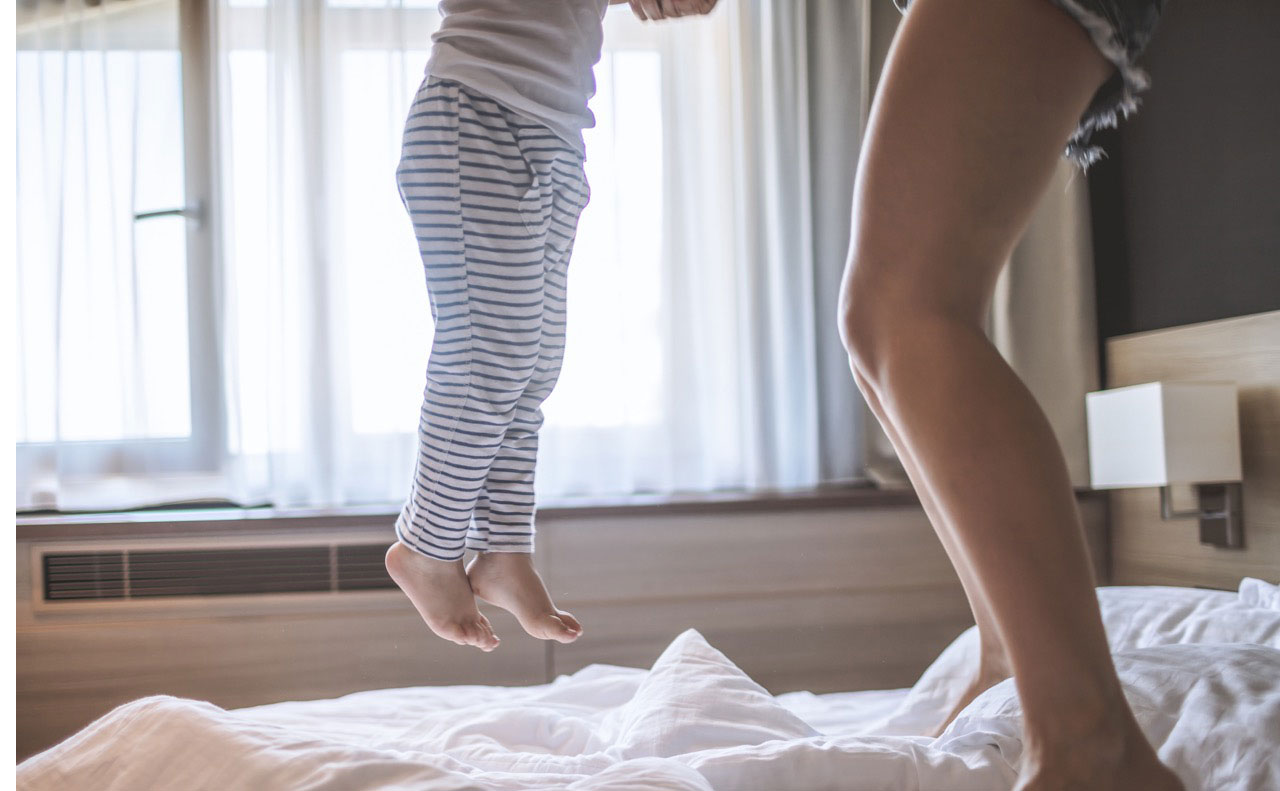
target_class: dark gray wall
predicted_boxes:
[1090,0,1280,341]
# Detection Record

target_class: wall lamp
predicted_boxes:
[1086,381,1244,549]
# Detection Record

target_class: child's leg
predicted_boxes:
[468,130,589,642]
[472,260,569,554]
[387,80,557,650]
[395,82,552,558]
[468,263,582,641]
[465,491,493,554]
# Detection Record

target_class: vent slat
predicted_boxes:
[44,578,128,585]
[128,578,330,591]
[123,569,332,579]
[125,555,327,565]
[126,565,330,578]
[44,580,128,588]
[42,543,398,601]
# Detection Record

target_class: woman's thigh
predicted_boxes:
[847,0,1113,324]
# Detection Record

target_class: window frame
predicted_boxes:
[15,0,222,489]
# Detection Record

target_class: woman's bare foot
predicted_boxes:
[467,552,582,643]
[1016,708,1185,791]
[385,541,499,651]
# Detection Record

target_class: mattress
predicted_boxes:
[18,579,1280,791]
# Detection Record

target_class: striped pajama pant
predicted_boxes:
[394,78,590,561]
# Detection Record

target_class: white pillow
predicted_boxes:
[1097,579,1280,651]
[883,579,1280,736]
[1239,577,1280,611]
[600,629,817,759]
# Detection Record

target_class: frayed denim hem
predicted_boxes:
[1048,0,1163,168]
[892,0,1166,170]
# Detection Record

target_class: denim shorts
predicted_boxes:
[893,0,1167,167]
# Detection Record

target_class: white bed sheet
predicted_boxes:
[776,688,911,736]
[19,580,1280,791]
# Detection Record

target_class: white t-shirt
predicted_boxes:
[427,0,610,156]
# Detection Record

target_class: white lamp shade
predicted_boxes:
[1086,382,1242,489]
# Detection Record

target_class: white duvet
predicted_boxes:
[19,581,1280,791]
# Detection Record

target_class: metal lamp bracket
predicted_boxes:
[1159,483,1245,549]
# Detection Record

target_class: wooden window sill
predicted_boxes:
[16,483,1103,541]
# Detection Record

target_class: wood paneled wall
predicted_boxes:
[17,495,1107,761]
[1106,311,1280,588]
[542,507,972,692]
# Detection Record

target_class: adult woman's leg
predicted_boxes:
[840,0,1182,787]
[854,370,1011,735]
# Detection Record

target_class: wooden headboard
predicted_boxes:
[1106,310,1280,589]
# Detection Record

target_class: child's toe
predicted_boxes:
[462,621,487,650]
[476,618,500,651]
[557,611,583,635]
[537,613,580,643]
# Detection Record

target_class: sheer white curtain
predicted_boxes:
[539,1,868,495]
[210,0,437,508]
[16,0,868,512]
[16,0,212,510]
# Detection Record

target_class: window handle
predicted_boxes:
[133,203,203,225]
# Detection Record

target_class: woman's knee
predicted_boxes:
[838,252,982,390]
[838,255,914,385]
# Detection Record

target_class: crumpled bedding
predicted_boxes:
[19,580,1280,791]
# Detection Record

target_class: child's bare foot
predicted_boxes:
[385,541,499,652]
[467,552,582,643]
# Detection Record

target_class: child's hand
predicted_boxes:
[625,0,719,22]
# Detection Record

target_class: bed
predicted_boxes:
[19,313,1280,790]
[17,579,1280,790]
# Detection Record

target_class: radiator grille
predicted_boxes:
[335,544,398,591]
[43,552,127,600]
[42,544,395,601]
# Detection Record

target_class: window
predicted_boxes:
[16,1,679,507]
[17,1,852,511]
[217,2,677,499]
[16,0,222,508]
